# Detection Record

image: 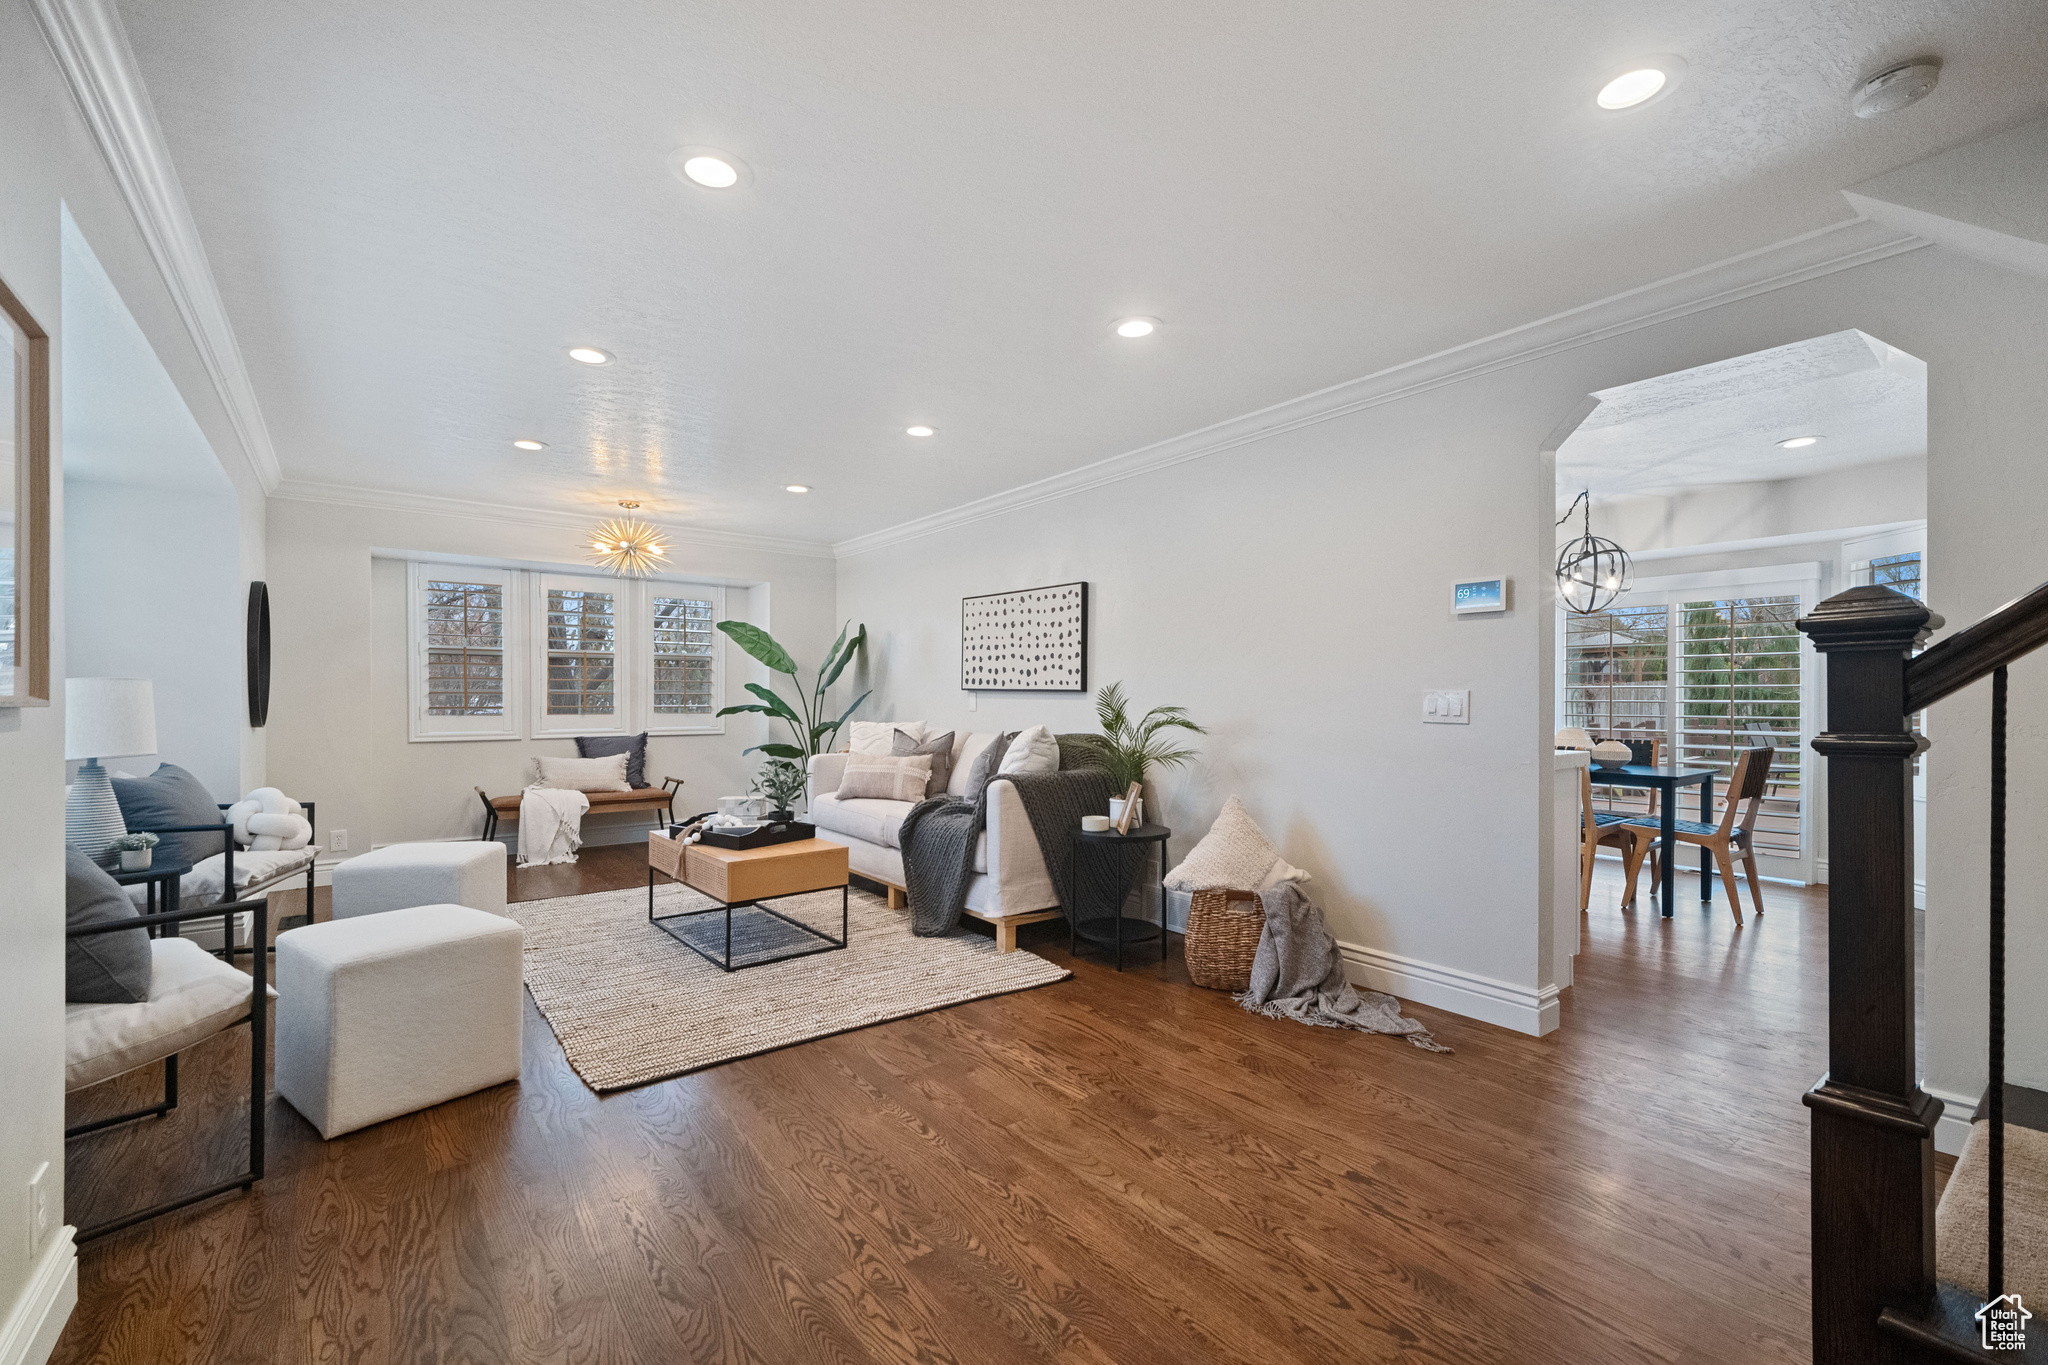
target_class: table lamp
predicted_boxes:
[65,677,157,864]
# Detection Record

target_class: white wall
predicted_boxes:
[0,2,271,1352]
[264,496,841,861]
[837,243,2048,1063]
[1593,454,1926,559]
[62,480,242,797]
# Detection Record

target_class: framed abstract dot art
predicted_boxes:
[961,582,1088,692]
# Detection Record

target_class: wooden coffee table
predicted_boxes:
[647,832,849,972]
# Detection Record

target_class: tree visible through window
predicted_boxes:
[1872,551,1921,598]
[547,587,615,715]
[653,595,715,714]
[424,580,504,715]
[1679,595,1802,857]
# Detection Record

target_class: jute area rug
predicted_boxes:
[508,880,1070,1092]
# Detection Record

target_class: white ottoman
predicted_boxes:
[331,840,507,920]
[275,904,523,1139]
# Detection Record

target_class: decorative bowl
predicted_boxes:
[1590,740,1634,770]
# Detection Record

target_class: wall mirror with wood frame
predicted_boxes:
[0,272,51,707]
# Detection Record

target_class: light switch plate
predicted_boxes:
[1423,690,1470,724]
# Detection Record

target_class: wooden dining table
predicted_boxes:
[1586,763,1719,918]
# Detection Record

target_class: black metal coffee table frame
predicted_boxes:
[647,861,848,973]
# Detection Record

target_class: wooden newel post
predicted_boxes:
[1797,585,1944,1364]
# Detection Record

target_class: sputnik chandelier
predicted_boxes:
[588,502,668,577]
[1555,489,1632,615]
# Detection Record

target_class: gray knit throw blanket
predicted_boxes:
[1239,880,1451,1052]
[900,736,1136,938]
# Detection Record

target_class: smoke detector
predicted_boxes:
[1853,59,1941,118]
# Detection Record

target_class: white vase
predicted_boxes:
[1108,796,1144,828]
[120,848,151,872]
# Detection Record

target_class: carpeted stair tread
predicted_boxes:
[1936,1115,2048,1306]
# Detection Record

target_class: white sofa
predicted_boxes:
[806,731,1061,950]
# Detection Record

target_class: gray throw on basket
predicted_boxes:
[899,735,1138,937]
[1239,880,1451,1052]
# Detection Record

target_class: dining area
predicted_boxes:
[1564,729,1779,926]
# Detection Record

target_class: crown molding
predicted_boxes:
[32,0,283,494]
[833,216,1926,559]
[271,479,838,560]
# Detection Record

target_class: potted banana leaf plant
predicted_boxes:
[714,622,871,806]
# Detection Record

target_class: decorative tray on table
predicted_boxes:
[674,819,816,851]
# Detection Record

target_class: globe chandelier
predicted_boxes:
[1555,489,1632,614]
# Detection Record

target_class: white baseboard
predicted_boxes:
[0,1227,77,1365]
[1337,940,1560,1037]
[1926,1084,1979,1157]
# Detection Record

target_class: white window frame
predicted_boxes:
[408,561,524,742]
[405,560,733,743]
[532,572,627,737]
[644,581,727,736]
[1558,561,1821,884]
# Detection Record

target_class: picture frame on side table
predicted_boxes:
[0,269,51,708]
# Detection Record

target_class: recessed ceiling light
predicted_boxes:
[1113,317,1158,338]
[784,484,810,493]
[1596,56,1686,110]
[568,347,612,365]
[1778,436,1821,449]
[512,439,547,451]
[668,146,750,190]
[906,425,935,437]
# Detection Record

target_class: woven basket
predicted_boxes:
[1185,888,1264,991]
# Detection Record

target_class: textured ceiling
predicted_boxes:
[1556,329,1926,499]
[117,0,2045,543]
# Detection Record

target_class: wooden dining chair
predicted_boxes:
[1620,746,1774,926]
[1580,765,1651,911]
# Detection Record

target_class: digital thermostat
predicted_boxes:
[1453,576,1508,614]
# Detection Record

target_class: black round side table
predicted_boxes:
[1069,823,1170,971]
[111,860,192,937]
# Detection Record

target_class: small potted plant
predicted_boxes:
[1076,681,1206,827]
[751,756,808,822]
[110,831,160,872]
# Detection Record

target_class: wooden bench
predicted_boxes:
[476,778,683,843]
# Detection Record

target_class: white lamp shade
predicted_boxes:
[65,677,158,761]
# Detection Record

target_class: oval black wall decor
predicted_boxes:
[247,580,272,727]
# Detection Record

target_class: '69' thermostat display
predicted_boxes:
[1453,576,1508,614]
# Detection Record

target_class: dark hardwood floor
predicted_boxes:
[56,847,1838,1363]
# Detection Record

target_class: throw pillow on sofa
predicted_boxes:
[961,731,1019,803]
[848,720,925,755]
[534,753,632,791]
[575,732,648,788]
[997,724,1059,776]
[111,763,228,871]
[836,754,933,803]
[66,847,152,1004]
[892,728,957,797]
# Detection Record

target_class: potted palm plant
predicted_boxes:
[715,619,870,811]
[1076,682,1206,826]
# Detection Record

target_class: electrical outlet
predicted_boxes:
[26,1161,49,1257]
[331,829,349,852]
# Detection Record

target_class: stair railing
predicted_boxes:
[1799,581,2048,1361]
